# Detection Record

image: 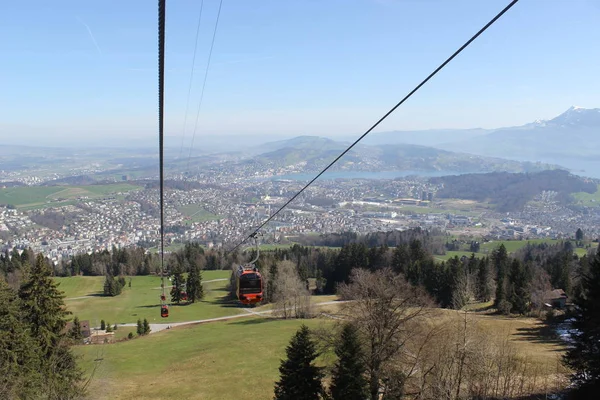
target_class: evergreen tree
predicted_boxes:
[576,228,584,242]
[448,256,468,309]
[170,263,184,304]
[563,250,600,396]
[392,244,410,275]
[274,324,323,400]
[186,261,204,303]
[103,274,123,296]
[143,318,151,335]
[69,316,83,340]
[330,323,368,400]
[18,254,82,398]
[492,245,509,312]
[476,257,493,302]
[101,319,106,330]
[0,278,42,398]
[105,322,113,333]
[507,259,531,315]
[136,319,143,336]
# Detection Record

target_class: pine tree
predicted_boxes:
[136,319,143,336]
[170,263,184,304]
[186,261,204,303]
[101,319,106,330]
[274,324,323,400]
[492,245,509,312]
[392,244,410,275]
[330,323,368,400]
[0,278,42,398]
[476,257,493,302]
[143,318,151,335]
[507,259,531,315]
[563,249,600,396]
[18,254,82,397]
[69,316,83,340]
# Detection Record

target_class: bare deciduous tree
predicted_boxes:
[274,260,312,319]
[337,268,433,400]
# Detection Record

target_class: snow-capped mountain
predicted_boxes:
[437,107,600,162]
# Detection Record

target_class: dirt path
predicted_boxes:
[114,300,348,334]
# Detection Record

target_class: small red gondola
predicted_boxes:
[161,305,169,318]
[181,292,188,301]
[236,266,264,305]
[160,294,166,301]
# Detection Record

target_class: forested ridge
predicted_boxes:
[430,169,598,212]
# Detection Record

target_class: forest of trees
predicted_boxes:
[2,226,599,398]
[2,229,593,316]
[431,169,597,212]
[275,253,600,399]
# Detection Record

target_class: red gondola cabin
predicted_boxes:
[236,266,264,305]
[161,305,169,318]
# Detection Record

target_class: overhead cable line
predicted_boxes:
[178,0,205,160]
[186,0,224,173]
[226,0,520,254]
[158,0,167,306]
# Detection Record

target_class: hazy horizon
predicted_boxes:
[2,0,600,147]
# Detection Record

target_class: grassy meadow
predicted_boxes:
[78,318,331,400]
[0,183,141,209]
[436,238,591,261]
[572,183,600,207]
[177,204,221,224]
[57,271,235,326]
[75,304,569,400]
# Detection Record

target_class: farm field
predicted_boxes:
[0,183,141,209]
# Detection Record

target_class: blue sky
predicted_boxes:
[1,0,600,146]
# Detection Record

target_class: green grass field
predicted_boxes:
[75,306,567,400]
[78,318,331,400]
[572,184,600,207]
[0,186,64,207]
[58,271,235,326]
[178,204,221,224]
[0,183,141,209]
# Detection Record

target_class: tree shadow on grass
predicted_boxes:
[229,317,277,326]
[513,321,566,350]
[209,294,242,309]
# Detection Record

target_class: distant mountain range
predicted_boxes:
[5,107,599,180]
[439,107,600,160]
